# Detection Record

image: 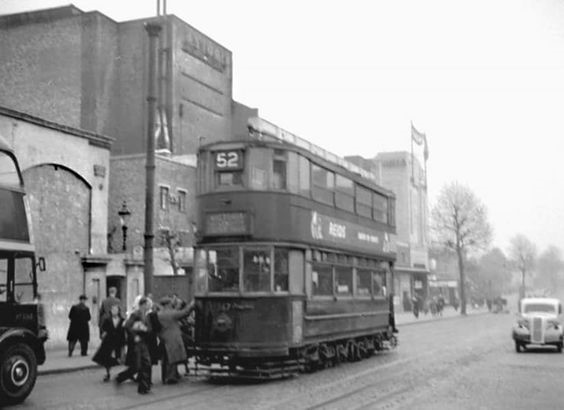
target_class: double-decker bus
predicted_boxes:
[0,136,47,404]
[192,118,397,378]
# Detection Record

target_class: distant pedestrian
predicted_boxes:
[92,304,125,382]
[157,297,194,384]
[67,294,91,357]
[99,287,121,336]
[115,296,152,395]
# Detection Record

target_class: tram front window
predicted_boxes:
[208,248,239,292]
[274,248,289,292]
[243,248,270,292]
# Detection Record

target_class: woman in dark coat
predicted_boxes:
[67,294,91,357]
[92,304,125,381]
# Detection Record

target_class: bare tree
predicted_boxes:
[469,248,511,303]
[533,245,562,295]
[431,182,492,315]
[508,234,537,299]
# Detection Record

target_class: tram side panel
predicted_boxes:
[303,298,391,344]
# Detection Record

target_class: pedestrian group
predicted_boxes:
[67,288,195,395]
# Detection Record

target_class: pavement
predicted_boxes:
[38,305,490,376]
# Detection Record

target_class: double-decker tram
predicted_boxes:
[192,118,397,378]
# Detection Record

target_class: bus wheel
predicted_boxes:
[0,343,38,405]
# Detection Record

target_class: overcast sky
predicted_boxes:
[2,0,564,255]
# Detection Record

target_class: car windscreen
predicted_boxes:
[523,303,555,314]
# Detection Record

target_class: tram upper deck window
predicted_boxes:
[373,192,388,223]
[298,156,310,197]
[243,247,271,292]
[388,197,396,227]
[356,185,372,218]
[312,165,334,205]
[272,149,287,190]
[0,152,21,187]
[335,175,354,212]
[208,248,240,292]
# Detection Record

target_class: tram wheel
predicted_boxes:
[0,343,37,405]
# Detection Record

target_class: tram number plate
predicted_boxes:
[214,150,243,170]
[206,212,248,235]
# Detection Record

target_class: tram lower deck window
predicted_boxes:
[312,263,332,296]
[335,266,353,296]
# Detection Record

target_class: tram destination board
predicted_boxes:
[205,211,249,236]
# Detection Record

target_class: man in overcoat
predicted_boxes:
[67,294,91,357]
[157,297,194,384]
[99,287,121,327]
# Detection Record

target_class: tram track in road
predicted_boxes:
[275,315,510,410]
[114,383,221,410]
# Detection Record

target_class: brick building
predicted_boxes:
[346,151,430,312]
[0,106,112,347]
[0,5,257,313]
[0,5,235,155]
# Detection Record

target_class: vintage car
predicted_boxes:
[512,297,563,353]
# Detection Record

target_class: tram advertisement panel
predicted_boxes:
[303,210,395,256]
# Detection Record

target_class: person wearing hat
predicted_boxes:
[67,294,91,357]
[157,296,194,384]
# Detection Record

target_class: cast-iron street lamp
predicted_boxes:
[118,201,131,252]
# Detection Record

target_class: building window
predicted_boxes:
[159,185,170,210]
[177,189,187,212]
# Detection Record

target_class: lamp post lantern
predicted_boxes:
[118,201,132,252]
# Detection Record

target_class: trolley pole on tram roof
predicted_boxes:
[143,22,162,296]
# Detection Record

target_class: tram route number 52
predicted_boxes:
[215,150,243,170]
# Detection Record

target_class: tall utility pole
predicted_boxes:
[144,22,162,296]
